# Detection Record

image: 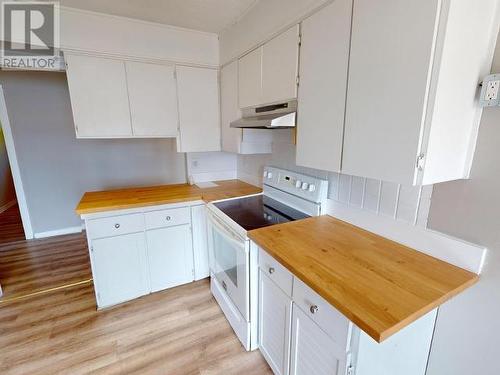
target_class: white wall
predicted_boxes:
[0,126,16,209]
[0,70,187,235]
[425,31,500,375]
[0,5,219,67]
[60,7,219,67]
[219,0,331,64]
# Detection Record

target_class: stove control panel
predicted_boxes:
[262,167,328,205]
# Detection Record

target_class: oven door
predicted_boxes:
[207,210,249,321]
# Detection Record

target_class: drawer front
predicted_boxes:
[293,277,351,349]
[145,207,191,230]
[258,248,293,297]
[87,213,144,239]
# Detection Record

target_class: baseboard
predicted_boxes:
[34,224,84,239]
[0,199,17,214]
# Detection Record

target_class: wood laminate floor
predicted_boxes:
[0,232,92,300]
[0,279,272,375]
[0,204,25,245]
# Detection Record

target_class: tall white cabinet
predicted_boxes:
[176,66,221,152]
[296,0,352,172]
[342,0,498,185]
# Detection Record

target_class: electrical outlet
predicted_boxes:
[479,74,500,107]
[192,160,199,168]
[485,80,499,100]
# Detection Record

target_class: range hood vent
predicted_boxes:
[231,100,297,129]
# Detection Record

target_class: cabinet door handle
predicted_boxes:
[114,223,120,229]
[310,305,319,314]
[166,216,171,221]
[268,267,275,274]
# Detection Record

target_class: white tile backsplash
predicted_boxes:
[236,128,433,229]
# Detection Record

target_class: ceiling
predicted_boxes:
[58,0,258,34]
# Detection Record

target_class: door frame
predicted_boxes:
[0,86,34,239]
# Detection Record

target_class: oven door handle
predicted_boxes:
[208,211,248,253]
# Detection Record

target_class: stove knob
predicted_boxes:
[308,184,316,192]
[295,180,302,188]
[267,172,273,179]
[302,182,309,190]
[263,170,268,178]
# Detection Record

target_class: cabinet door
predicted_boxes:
[290,305,347,375]
[296,0,352,172]
[342,0,440,185]
[259,271,292,375]
[221,61,243,153]
[238,47,263,108]
[176,66,221,152]
[146,224,194,292]
[92,232,149,308]
[65,54,132,138]
[125,61,178,137]
[262,25,299,104]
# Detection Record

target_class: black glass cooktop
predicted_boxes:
[213,195,309,231]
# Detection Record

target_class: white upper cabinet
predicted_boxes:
[238,25,300,109]
[65,54,132,138]
[342,0,498,185]
[125,61,178,137]
[238,47,263,109]
[262,25,300,105]
[221,61,272,154]
[176,66,221,152]
[296,0,352,172]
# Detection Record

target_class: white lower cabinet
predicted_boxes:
[146,224,194,293]
[290,305,347,375]
[257,247,436,375]
[84,202,210,309]
[259,271,292,375]
[92,232,149,308]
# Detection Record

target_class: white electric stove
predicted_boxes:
[206,167,328,350]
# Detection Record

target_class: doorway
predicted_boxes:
[0,126,24,244]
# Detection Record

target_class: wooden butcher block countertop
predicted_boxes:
[76,180,261,215]
[248,215,478,343]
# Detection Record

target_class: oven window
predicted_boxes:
[213,229,238,287]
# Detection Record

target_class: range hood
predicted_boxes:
[231,100,297,129]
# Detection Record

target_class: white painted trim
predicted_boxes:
[0,199,17,214]
[0,87,33,239]
[326,200,487,274]
[34,225,84,239]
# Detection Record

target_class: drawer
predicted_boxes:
[258,248,293,297]
[87,213,144,240]
[144,207,190,230]
[293,277,351,349]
